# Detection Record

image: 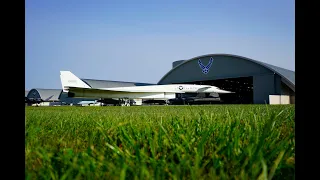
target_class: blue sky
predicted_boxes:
[25,0,295,90]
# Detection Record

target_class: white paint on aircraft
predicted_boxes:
[60,71,233,101]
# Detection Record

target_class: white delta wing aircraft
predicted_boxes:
[60,71,233,106]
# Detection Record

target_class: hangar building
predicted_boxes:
[158,54,295,104]
[26,89,64,106]
[26,88,97,106]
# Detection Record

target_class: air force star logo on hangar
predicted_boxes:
[198,57,213,74]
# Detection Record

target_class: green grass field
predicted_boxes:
[25,105,295,180]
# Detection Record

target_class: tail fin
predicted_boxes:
[60,71,91,92]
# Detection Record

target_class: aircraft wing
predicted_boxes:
[66,86,185,93]
[60,71,184,94]
[66,86,139,94]
[66,86,141,99]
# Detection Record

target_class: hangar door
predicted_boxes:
[181,76,254,104]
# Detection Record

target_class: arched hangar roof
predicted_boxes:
[27,89,62,101]
[158,54,295,92]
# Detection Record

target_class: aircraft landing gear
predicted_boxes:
[119,98,131,106]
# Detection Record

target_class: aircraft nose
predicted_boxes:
[219,89,234,93]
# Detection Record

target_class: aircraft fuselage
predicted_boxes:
[67,84,231,100]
